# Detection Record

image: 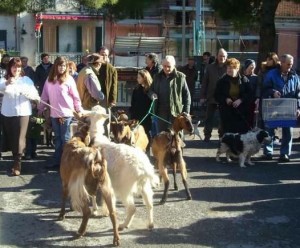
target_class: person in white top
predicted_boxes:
[0,57,39,176]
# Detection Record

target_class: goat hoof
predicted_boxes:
[113,238,121,246]
[148,223,154,230]
[75,232,84,239]
[118,224,127,231]
[159,199,166,205]
[186,195,192,200]
[58,214,65,221]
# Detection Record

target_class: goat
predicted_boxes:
[115,109,129,121]
[58,123,120,246]
[152,112,194,204]
[86,105,159,231]
[110,119,149,152]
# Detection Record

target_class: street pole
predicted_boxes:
[181,0,186,66]
[195,0,200,56]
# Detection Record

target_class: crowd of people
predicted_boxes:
[0,47,299,176]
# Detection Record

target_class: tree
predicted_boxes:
[210,0,300,65]
[0,0,161,21]
[78,0,118,10]
[0,0,118,14]
[0,0,28,14]
[102,0,162,20]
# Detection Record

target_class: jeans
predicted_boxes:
[25,138,38,156]
[264,127,293,156]
[51,117,72,165]
[151,116,159,137]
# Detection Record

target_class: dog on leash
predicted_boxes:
[216,128,271,168]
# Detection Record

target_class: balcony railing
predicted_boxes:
[35,52,83,65]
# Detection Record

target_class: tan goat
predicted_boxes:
[152,112,194,204]
[58,124,120,246]
[110,119,149,152]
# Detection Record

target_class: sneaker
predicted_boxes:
[261,154,273,160]
[278,154,290,162]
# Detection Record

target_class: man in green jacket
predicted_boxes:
[98,46,118,108]
[149,55,191,133]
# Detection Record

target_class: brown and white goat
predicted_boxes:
[110,119,149,152]
[152,112,194,204]
[59,124,120,246]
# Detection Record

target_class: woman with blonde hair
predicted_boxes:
[38,56,84,169]
[68,61,78,82]
[214,58,252,134]
[130,69,153,153]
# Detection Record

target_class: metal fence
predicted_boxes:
[35,53,83,65]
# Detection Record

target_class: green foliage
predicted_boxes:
[210,0,262,29]
[78,0,118,9]
[211,0,300,29]
[0,0,159,19]
[26,0,57,13]
[0,0,27,14]
[0,0,61,14]
[103,0,161,20]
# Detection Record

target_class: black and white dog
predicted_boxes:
[216,129,272,168]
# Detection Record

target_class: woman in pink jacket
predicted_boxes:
[38,56,84,169]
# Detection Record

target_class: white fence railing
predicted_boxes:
[35,53,84,65]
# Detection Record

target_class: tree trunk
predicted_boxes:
[257,0,281,70]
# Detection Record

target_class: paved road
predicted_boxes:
[0,129,300,248]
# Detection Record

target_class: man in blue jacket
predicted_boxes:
[262,54,300,162]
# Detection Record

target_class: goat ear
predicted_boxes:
[101,113,110,119]
[125,127,131,140]
[82,109,92,117]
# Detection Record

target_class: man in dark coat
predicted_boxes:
[21,56,35,82]
[35,53,53,94]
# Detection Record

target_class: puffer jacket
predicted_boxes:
[262,68,300,108]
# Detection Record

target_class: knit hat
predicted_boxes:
[244,59,255,70]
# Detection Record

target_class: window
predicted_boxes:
[0,30,7,50]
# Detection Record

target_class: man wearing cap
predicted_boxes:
[76,53,105,110]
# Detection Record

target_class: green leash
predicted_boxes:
[134,99,172,131]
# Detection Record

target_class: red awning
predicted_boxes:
[41,14,102,21]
